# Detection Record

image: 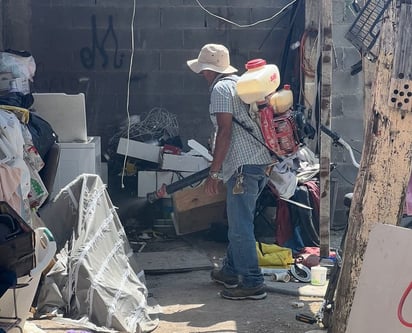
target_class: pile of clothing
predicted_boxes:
[0,50,57,223]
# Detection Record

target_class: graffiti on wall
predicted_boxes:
[80,15,124,69]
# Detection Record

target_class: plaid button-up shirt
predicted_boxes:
[209,75,273,182]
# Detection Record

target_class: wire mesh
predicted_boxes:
[345,0,392,61]
[107,107,179,158]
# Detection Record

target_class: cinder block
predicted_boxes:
[135,7,161,28]
[137,28,183,49]
[333,71,363,95]
[342,47,363,71]
[183,29,228,49]
[341,94,364,118]
[332,24,356,48]
[134,50,160,72]
[160,50,194,71]
[161,7,205,28]
[332,95,344,117]
[138,72,185,94]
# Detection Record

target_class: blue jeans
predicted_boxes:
[222,164,269,288]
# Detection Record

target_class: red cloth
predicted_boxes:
[275,198,293,246]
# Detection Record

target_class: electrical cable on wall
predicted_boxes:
[121,0,137,189]
[194,0,297,28]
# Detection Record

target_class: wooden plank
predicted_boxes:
[319,0,333,258]
[172,201,227,235]
[172,182,226,212]
[304,0,320,154]
[332,3,412,332]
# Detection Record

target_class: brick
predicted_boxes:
[342,47,362,71]
[70,7,139,29]
[333,71,363,95]
[136,71,185,94]
[160,49,199,71]
[229,28,288,53]
[341,94,364,118]
[250,7,290,30]
[183,29,228,49]
[183,74,209,93]
[332,95,344,117]
[133,50,161,72]
[161,7,206,28]
[31,6,72,27]
[204,7,251,29]
[136,28,183,49]
[135,7,161,28]
[333,24,356,48]
[333,117,364,143]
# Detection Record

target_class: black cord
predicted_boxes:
[232,116,284,163]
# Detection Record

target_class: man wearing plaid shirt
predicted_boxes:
[187,44,273,300]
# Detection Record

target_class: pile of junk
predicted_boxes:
[1,51,324,333]
[0,50,159,333]
[106,59,324,277]
[111,58,321,250]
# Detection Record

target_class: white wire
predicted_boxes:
[194,0,297,28]
[121,0,136,189]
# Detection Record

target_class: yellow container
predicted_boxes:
[236,59,280,104]
[269,84,293,114]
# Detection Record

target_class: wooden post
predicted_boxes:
[319,0,332,258]
[304,0,332,258]
[330,2,412,332]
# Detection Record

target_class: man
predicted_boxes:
[187,44,273,300]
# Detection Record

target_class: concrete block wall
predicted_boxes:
[2,0,364,226]
[331,0,364,228]
[2,0,299,159]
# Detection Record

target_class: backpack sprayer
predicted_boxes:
[146,58,314,204]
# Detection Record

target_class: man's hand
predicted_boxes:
[205,176,221,196]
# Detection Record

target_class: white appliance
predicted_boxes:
[52,136,102,198]
[32,93,88,143]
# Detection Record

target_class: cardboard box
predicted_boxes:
[138,170,194,198]
[172,182,227,235]
[117,138,161,163]
[161,153,209,172]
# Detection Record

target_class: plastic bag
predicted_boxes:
[0,50,36,82]
[256,242,294,267]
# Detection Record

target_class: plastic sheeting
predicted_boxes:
[36,174,159,333]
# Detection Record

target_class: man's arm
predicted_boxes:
[205,112,232,195]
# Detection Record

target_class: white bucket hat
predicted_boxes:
[187,44,238,74]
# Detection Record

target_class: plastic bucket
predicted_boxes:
[310,266,327,286]
[0,227,56,332]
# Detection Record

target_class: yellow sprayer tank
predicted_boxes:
[269,84,294,114]
[236,59,280,104]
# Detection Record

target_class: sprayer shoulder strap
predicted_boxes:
[217,76,283,162]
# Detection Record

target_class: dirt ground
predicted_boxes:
[26,228,344,333]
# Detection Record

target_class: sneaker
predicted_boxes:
[219,284,267,300]
[210,269,239,288]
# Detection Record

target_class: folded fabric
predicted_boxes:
[256,242,294,267]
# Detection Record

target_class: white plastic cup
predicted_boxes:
[310,266,327,286]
